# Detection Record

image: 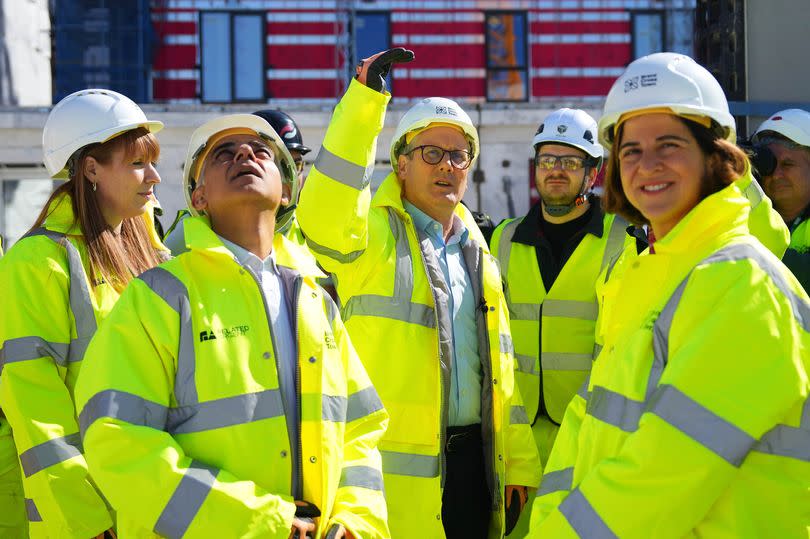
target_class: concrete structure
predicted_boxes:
[0,101,602,247]
[0,0,700,248]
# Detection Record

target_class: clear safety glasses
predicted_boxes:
[404,145,473,170]
[534,154,587,171]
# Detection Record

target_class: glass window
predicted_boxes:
[633,12,665,59]
[486,12,528,102]
[353,13,391,89]
[667,10,694,56]
[233,14,264,100]
[201,12,264,102]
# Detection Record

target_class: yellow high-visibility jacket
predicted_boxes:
[593,165,790,352]
[0,193,165,538]
[784,213,810,292]
[530,180,810,538]
[297,79,541,539]
[490,207,630,468]
[75,215,390,539]
[0,232,28,539]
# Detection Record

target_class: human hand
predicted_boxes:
[355,48,415,93]
[504,485,529,535]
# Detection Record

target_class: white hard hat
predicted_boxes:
[43,89,163,178]
[752,108,810,148]
[182,114,299,230]
[389,97,480,168]
[533,108,603,165]
[598,52,735,147]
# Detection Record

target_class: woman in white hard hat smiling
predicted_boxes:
[0,89,167,539]
[530,53,810,538]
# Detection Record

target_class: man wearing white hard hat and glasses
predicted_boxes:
[297,48,540,539]
[488,108,632,537]
[75,114,390,539]
[752,108,810,291]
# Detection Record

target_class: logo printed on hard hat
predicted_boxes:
[434,105,458,117]
[641,74,658,87]
[624,76,639,93]
[771,116,783,121]
[557,124,568,134]
[279,124,298,140]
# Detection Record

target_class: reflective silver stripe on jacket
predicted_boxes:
[588,242,810,464]
[79,389,168,434]
[510,405,530,425]
[339,465,385,491]
[138,267,198,408]
[543,299,598,321]
[587,385,644,433]
[341,209,436,327]
[647,384,755,467]
[536,466,573,497]
[542,352,593,371]
[167,389,286,435]
[600,215,629,272]
[753,397,810,461]
[306,236,365,265]
[559,487,618,539]
[380,450,440,478]
[0,229,98,372]
[25,498,42,522]
[153,460,218,539]
[314,146,374,191]
[19,432,83,477]
[321,386,385,423]
[743,178,765,208]
[0,337,69,375]
[515,353,537,374]
[499,333,514,355]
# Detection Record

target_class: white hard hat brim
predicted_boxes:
[49,120,164,178]
[182,114,298,226]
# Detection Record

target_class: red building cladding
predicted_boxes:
[150,1,694,104]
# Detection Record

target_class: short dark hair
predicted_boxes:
[602,116,748,225]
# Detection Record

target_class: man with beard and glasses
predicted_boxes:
[489,108,632,536]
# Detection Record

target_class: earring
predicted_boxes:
[92,182,97,192]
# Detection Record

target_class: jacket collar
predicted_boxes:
[653,180,750,256]
[44,192,168,252]
[372,171,490,252]
[512,196,605,246]
[182,216,324,278]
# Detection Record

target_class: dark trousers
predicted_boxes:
[441,424,491,539]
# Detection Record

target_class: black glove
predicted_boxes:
[294,501,320,539]
[294,500,321,519]
[355,48,415,93]
[504,487,521,536]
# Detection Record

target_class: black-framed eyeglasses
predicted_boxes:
[293,158,304,173]
[534,154,587,171]
[404,145,473,170]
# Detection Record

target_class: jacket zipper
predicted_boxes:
[476,247,500,509]
[291,275,304,500]
[245,264,303,499]
[409,215,449,487]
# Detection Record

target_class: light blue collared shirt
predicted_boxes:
[403,202,482,426]
[218,236,300,488]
